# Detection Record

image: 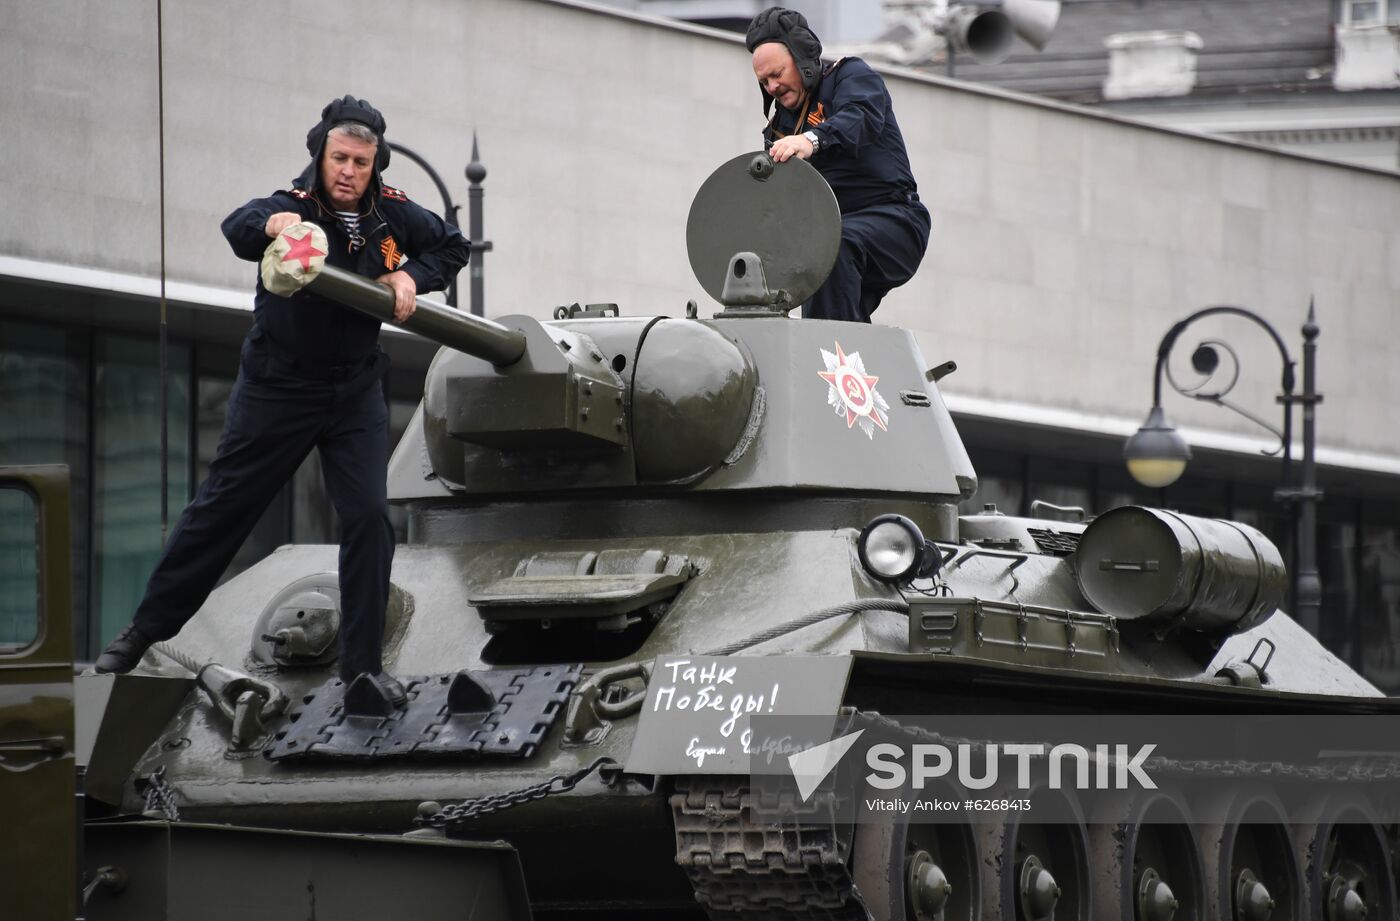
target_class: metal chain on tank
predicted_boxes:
[138,766,181,821]
[413,756,616,832]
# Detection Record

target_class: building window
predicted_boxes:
[92,334,191,648]
[1360,522,1400,692]
[1344,0,1387,26]
[0,487,39,646]
[1025,455,1093,519]
[1,310,432,658]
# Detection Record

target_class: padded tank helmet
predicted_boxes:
[745,6,824,115]
[306,94,390,170]
[295,94,391,197]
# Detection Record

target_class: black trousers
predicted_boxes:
[804,198,931,323]
[132,329,395,679]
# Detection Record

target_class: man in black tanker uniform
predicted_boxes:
[747,7,931,323]
[95,96,470,706]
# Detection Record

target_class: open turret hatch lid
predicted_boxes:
[686,151,841,310]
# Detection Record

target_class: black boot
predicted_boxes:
[343,670,407,714]
[367,671,407,706]
[94,623,156,674]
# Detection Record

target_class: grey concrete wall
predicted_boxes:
[4,0,1399,463]
[900,84,1400,461]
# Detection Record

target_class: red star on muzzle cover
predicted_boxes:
[281,230,326,271]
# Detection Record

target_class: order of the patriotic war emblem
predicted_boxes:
[818,342,889,439]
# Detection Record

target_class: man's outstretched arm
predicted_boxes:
[222,192,313,261]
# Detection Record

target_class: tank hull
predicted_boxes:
[98,522,1400,917]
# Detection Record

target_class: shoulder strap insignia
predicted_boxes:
[288,188,311,199]
[381,185,409,202]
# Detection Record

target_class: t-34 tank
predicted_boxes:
[79,153,1400,921]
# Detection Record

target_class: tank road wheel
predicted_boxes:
[850,786,980,921]
[979,787,1092,920]
[1295,804,1397,921]
[1197,796,1300,921]
[1090,792,1206,921]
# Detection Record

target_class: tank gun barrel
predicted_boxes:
[261,222,526,366]
[307,263,526,366]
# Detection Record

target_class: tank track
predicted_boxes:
[671,777,870,920]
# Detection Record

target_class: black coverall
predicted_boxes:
[131,180,469,679]
[765,57,931,323]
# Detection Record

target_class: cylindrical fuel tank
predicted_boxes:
[1073,506,1285,634]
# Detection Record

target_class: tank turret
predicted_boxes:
[400,157,973,516]
[264,156,978,530]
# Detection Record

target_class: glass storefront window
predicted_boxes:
[1318,514,1360,667]
[0,488,38,647]
[1026,456,1091,520]
[92,334,190,648]
[1360,522,1400,693]
[961,473,1023,518]
[1094,463,1160,517]
[959,448,1025,516]
[1155,473,1229,521]
[1224,483,1291,553]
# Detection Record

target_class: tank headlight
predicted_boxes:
[858,514,941,584]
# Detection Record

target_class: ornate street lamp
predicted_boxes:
[465,133,494,319]
[387,141,461,308]
[1122,405,1192,489]
[388,136,493,316]
[1122,302,1323,636]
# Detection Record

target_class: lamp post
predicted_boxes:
[1122,302,1323,636]
[465,132,493,319]
[387,141,461,309]
[388,136,493,316]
